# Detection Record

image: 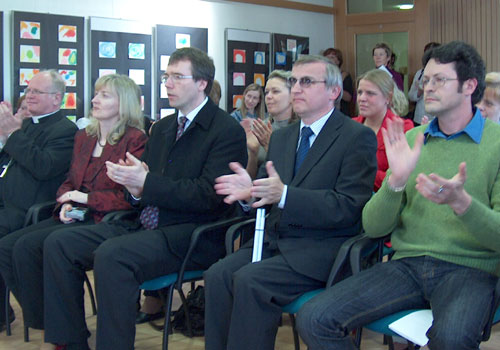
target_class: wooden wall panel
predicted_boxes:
[430,0,500,72]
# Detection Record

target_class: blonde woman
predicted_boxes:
[354,69,413,191]
[477,72,500,123]
[231,83,266,122]
[0,74,147,344]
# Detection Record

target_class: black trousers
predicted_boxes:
[43,221,203,350]
[0,218,92,329]
[0,207,35,324]
[204,243,325,350]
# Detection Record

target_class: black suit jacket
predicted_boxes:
[260,109,377,281]
[136,99,247,263]
[0,110,78,231]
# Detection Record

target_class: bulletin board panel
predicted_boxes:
[272,33,309,71]
[0,12,3,102]
[90,17,152,118]
[225,29,271,113]
[156,24,208,120]
[13,11,85,121]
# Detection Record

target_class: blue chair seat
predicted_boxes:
[282,289,325,314]
[140,270,204,290]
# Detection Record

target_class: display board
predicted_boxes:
[156,24,208,120]
[13,11,85,121]
[272,33,309,71]
[90,17,152,118]
[225,29,271,113]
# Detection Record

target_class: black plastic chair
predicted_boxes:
[139,215,246,350]
[225,218,366,350]
[5,201,99,341]
[350,234,500,350]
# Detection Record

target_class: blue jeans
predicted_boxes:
[296,256,498,350]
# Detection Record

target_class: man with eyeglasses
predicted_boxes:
[0,70,77,331]
[41,47,247,350]
[204,55,377,350]
[297,41,500,350]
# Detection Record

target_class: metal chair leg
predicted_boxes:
[24,325,29,342]
[5,286,11,336]
[177,287,194,337]
[161,285,175,350]
[289,313,300,350]
[84,273,97,315]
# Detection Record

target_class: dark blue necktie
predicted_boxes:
[294,126,313,175]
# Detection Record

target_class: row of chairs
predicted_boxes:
[5,205,500,350]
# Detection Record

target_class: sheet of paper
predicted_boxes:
[388,309,433,346]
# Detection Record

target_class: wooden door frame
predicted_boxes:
[335,0,430,84]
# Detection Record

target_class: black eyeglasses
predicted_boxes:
[287,77,327,88]
[161,74,193,84]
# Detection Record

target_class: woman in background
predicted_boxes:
[230,83,265,122]
[354,69,413,191]
[477,72,500,124]
[0,74,147,349]
[244,70,297,178]
[323,48,353,116]
[372,42,404,92]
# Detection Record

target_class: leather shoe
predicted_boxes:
[136,310,164,324]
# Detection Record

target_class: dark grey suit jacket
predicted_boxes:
[0,110,78,232]
[261,108,377,281]
[137,99,248,264]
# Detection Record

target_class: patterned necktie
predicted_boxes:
[294,126,313,175]
[176,116,187,141]
[140,116,187,229]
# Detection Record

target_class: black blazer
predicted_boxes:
[261,109,377,281]
[137,99,248,262]
[0,110,78,230]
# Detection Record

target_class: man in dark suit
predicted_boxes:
[42,47,247,350]
[205,55,378,350]
[0,70,77,331]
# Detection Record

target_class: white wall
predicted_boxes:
[2,0,334,113]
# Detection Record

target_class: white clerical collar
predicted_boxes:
[32,110,59,124]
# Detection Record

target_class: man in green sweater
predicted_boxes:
[296,41,500,350]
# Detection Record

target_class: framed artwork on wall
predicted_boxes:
[90,17,152,118]
[13,11,85,121]
[155,24,208,120]
[225,29,271,113]
[272,33,309,71]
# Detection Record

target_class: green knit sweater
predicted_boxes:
[362,120,500,276]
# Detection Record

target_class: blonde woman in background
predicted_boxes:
[230,83,265,122]
[354,69,413,191]
[477,72,500,124]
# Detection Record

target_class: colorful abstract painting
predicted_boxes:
[19,68,40,86]
[58,25,77,42]
[59,70,77,87]
[20,45,40,63]
[66,115,76,123]
[233,49,246,64]
[99,69,116,78]
[233,95,243,109]
[254,51,265,65]
[99,42,116,58]
[233,72,245,86]
[20,21,40,40]
[175,33,191,49]
[254,73,265,86]
[128,43,145,60]
[129,69,145,85]
[62,92,77,109]
[58,48,77,65]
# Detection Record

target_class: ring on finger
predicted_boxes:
[437,185,444,194]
